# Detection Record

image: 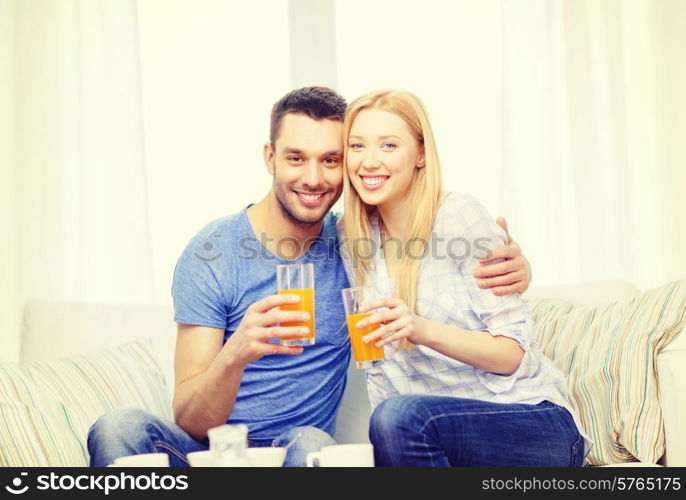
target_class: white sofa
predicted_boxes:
[16,280,686,466]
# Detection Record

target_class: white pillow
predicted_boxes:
[0,340,171,467]
[529,279,686,465]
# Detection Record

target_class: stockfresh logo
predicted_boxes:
[5,472,29,495]
[3,472,189,496]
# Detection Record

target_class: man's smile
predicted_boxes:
[294,190,328,207]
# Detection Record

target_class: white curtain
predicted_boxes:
[1,0,292,362]
[1,0,154,361]
[501,0,686,289]
[1,0,19,361]
[335,0,686,289]
[3,0,684,362]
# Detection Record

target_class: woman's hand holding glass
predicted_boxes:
[356,297,429,348]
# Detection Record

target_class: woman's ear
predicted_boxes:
[416,147,426,168]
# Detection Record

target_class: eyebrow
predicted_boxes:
[281,147,343,157]
[282,147,304,155]
[348,135,401,141]
[322,149,343,157]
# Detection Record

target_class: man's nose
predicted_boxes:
[302,160,324,189]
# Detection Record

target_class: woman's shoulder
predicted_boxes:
[434,191,507,253]
[436,191,494,228]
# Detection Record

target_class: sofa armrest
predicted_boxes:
[658,325,686,466]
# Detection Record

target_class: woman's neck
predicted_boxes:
[378,198,410,241]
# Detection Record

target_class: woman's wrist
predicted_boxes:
[416,317,444,348]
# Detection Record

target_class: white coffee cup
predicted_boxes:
[306,444,374,467]
[186,447,286,467]
[185,450,213,467]
[112,452,169,467]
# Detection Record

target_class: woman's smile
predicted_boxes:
[359,175,390,190]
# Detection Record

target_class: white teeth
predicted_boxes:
[362,176,388,186]
[300,193,323,201]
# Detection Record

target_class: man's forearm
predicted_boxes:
[172,351,245,441]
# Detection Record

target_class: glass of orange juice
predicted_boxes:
[341,286,385,369]
[276,263,315,346]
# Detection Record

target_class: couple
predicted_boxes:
[88,87,589,467]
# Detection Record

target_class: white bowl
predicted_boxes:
[187,447,286,467]
[247,447,287,467]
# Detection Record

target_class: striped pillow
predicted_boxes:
[528,280,686,465]
[0,340,171,467]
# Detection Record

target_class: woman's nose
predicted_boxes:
[362,151,381,169]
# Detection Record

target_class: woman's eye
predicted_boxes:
[349,143,364,150]
[381,143,397,150]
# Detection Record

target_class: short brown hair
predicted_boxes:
[270,86,347,145]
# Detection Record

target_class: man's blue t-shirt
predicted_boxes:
[171,206,350,441]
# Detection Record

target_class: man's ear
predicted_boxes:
[263,142,276,176]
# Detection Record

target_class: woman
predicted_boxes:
[340,89,590,467]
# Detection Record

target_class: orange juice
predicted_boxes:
[346,313,384,364]
[279,288,315,344]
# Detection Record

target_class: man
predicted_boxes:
[87,87,531,467]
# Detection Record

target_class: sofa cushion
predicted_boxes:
[0,340,171,467]
[20,300,176,401]
[526,280,641,305]
[528,279,686,465]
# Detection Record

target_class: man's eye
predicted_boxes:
[288,156,304,163]
[323,158,340,165]
[381,143,397,150]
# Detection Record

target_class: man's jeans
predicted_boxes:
[87,407,336,467]
[369,396,585,467]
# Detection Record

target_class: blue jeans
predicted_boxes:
[87,407,336,467]
[369,396,584,467]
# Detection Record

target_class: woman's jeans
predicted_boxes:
[87,407,335,467]
[369,396,584,467]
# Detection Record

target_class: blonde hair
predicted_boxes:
[342,90,444,350]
